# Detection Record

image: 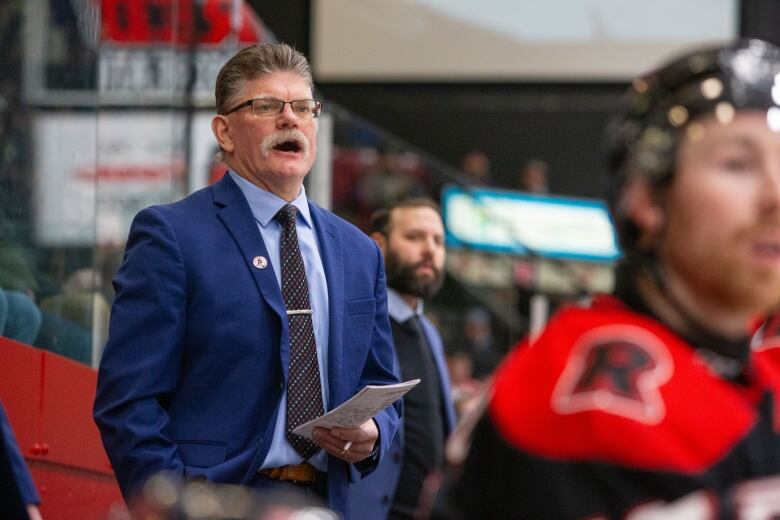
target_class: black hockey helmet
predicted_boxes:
[605,39,780,256]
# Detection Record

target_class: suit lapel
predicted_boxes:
[309,202,345,406]
[421,317,457,433]
[212,176,288,364]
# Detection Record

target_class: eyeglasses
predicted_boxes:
[224,98,323,119]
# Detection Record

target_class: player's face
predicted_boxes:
[659,111,780,315]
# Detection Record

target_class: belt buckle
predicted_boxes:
[292,473,315,485]
[294,463,315,485]
[262,463,316,485]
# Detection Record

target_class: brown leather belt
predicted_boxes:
[258,463,317,484]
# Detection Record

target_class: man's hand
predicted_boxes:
[312,419,378,463]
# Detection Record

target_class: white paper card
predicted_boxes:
[292,379,420,439]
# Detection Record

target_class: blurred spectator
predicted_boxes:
[0,288,41,345]
[332,145,431,232]
[459,150,491,186]
[331,146,375,227]
[0,210,41,344]
[39,267,110,352]
[0,224,36,296]
[0,209,92,361]
[359,150,423,207]
[445,349,483,417]
[516,159,549,194]
[461,307,502,379]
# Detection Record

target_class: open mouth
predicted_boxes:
[754,241,780,256]
[273,140,302,153]
[751,234,780,262]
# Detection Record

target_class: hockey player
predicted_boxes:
[433,39,780,519]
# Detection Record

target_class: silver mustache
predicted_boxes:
[261,129,309,157]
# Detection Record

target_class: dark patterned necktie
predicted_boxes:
[275,204,324,459]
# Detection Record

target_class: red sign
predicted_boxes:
[101,0,268,45]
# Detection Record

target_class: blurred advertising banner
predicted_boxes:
[442,186,621,263]
[33,111,217,246]
[25,0,273,106]
[100,0,265,45]
[446,248,615,295]
[98,0,271,105]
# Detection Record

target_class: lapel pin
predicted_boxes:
[252,256,268,269]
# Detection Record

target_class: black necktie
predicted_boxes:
[403,315,429,346]
[275,204,324,460]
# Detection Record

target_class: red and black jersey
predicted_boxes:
[433,295,780,519]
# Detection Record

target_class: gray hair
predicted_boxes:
[214,42,313,115]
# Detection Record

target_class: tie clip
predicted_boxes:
[287,309,313,315]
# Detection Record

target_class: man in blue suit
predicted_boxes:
[93,43,400,518]
[350,199,457,519]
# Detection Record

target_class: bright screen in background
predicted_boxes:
[312,0,738,81]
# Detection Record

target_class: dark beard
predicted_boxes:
[385,250,444,300]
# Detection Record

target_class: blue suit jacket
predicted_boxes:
[93,174,400,518]
[349,315,456,520]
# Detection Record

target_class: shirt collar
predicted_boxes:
[228,170,312,229]
[387,288,424,323]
